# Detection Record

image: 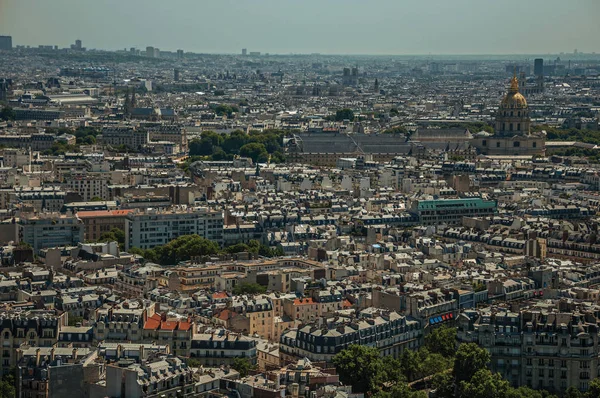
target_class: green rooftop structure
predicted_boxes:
[410,197,497,226]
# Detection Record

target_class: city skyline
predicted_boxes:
[1,0,599,55]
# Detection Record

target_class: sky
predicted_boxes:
[0,0,599,55]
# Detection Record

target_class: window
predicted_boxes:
[496,142,501,148]
[533,142,537,148]
[482,140,487,147]
[513,141,520,147]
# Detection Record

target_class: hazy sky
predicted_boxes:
[1,0,598,55]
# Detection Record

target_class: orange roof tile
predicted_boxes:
[160,321,177,331]
[293,298,315,305]
[212,292,228,299]
[216,309,232,321]
[143,318,160,330]
[178,321,191,331]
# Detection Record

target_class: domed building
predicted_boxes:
[472,75,545,157]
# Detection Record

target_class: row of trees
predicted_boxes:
[188,129,286,163]
[128,235,283,265]
[533,124,600,144]
[333,326,600,398]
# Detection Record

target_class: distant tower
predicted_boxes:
[534,58,544,76]
[123,89,131,117]
[75,39,82,50]
[177,49,184,59]
[146,46,154,57]
[373,78,379,93]
[242,48,247,56]
[174,69,180,82]
[0,79,8,102]
[0,36,12,50]
[130,87,136,109]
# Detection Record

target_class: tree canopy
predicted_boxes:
[335,108,354,121]
[187,129,286,164]
[232,283,267,295]
[232,357,253,377]
[0,107,16,121]
[453,343,491,383]
[425,325,457,358]
[140,235,221,265]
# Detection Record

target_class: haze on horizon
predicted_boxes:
[1,0,598,55]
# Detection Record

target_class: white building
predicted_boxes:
[125,206,224,250]
[18,212,84,253]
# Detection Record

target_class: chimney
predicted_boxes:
[72,348,78,361]
[50,347,55,362]
[35,348,41,367]
[139,345,145,361]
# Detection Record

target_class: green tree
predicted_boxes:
[453,343,491,383]
[586,378,600,398]
[507,387,547,398]
[68,316,84,326]
[222,130,249,154]
[383,126,408,135]
[373,382,427,398]
[214,104,238,117]
[0,107,16,121]
[232,283,267,295]
[431,372,454,398]
[563,387,583,398]
[98,228,126,249]
[239,142,268,163]
[0,379,15,398]
[335,108,354,121]
[459,369,510,398]
[425,326,457,358]
[422,352,452,378]
[225,243,251,254]
[398,348,423,381]
[186,358,202,368]
[232,357,252,377]
[145,235,221,265]
[0,367,16,398]
[378,356,405,387]
[333,345,383,394]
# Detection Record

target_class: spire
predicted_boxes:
[509,69,519,93]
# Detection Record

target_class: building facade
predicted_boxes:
[472,75,545,157]
[457,305,600,393]
[18,213,84,253]
[125,207,224,250]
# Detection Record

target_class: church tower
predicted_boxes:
[494,74,531,137]
[472,74,545,157]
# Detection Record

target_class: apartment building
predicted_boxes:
[166,265,222,292]
[77,209,133,241]
[18,213,84,253]
[66,173,110,201]
[14,188,66,213]
[457,305,600,393]
[142,313,194,357]
[0,310,66,376]
[93,301,155,343]
[125,207,224,250]
[99,127,149,150]
[280,309,421,363]
[189,329,257,366]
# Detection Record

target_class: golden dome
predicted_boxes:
[500,75,528,109]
